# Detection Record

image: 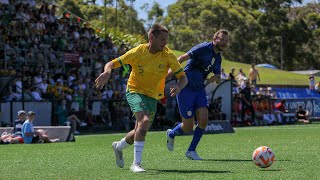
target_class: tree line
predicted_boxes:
[57,0,320,71]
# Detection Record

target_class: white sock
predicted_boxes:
[133,141,145,165]
[116,138,130,151]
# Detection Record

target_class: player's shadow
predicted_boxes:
[149,169,232,174]
[202,159,252,162]
[202,159,291,163]
[259,169,282,172]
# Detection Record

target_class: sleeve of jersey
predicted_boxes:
[187,43,203,59]
[168,53,185,78]
[111,45,139,68]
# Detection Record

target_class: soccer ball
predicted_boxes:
[252,146,275,168]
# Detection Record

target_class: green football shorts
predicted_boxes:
[126,91,157,123]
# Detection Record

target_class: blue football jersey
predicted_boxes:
[185,42,222,90]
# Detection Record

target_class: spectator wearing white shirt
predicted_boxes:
[34,73,43,89]
[31,87,42,101]
[39,77,49,94]
[15,77,23,94]
[35,19,46,35]
[221,68,228,80]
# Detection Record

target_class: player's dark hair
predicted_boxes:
[148,24,169,39]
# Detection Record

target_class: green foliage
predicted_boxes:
[79,4,103,21]
[99,28,146,49]
[1,125,320,179]
[57,0,146,35]
[57,0,84,19]
[165,0,319,71]
[54,0,319,71]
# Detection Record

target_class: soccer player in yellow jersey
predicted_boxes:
[95,24,188,173]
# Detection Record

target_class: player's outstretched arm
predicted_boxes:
[95,61,115,89]
[178,53,190,64]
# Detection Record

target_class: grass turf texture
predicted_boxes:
[172,50,320,86]
[1,124,320,179]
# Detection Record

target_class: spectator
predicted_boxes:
[309,75,315,90]
[248,64,260,86]
[21,111,37,144]
[276,99,290,124]
[296,105,310,124]
[1,132,24,144]
[276,99,288,113]
[315,82,320,92]
[229,68,236,81]
[13,110,26,136]
[231,95,241,126]
[22,111,59,143]
[35,129,60,143]
[236,68,246,82]
[220,68,228,80]
[209,97,225,120]
[31,87,42,101]
[261,97,276,125]
[240,81,255,125]
[55,100,86,135]
[253,97,264,126]
[266,87,276,98]
[268,98,282,124]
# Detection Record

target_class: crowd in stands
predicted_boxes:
[0,0,178,132]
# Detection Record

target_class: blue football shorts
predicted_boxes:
[176,86,207,119]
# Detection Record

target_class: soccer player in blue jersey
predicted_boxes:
[166,29,230,160]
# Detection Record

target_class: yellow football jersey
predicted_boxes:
[112,44,185,100]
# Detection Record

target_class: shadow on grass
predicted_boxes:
[149,169,232,174]
[202,159,252,162]
[201,159,291,162]
[258,169,282,172]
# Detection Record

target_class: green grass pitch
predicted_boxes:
[1,124,320,179]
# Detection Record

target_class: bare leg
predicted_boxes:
[134,111,150,141]
[132,111,150,166]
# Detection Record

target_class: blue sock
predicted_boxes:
[188,126,204,152]
[169,123,184,138]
